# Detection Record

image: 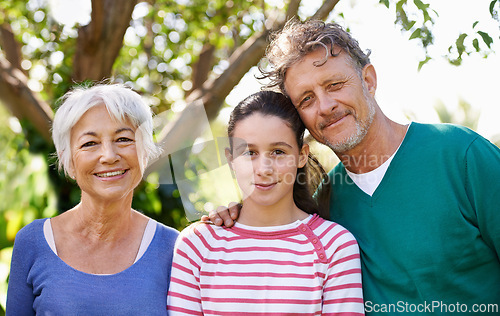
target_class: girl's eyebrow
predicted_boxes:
[269,141,293,149]
[234,142,250,151]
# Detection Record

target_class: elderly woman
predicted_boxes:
[6,84,179,315]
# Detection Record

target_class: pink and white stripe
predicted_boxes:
[167,215,364,315]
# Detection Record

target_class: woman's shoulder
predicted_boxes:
[154,220,180,238]
[144,220,179,252]
[14,218,47,245]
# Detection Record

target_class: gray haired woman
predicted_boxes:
[6,84,178,315]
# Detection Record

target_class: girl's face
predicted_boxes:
[226,113,309,208]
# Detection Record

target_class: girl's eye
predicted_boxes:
[242,150,255,156]
[272,149,286,155]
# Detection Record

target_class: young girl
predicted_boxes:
[167,91,364,315]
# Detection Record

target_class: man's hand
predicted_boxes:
[201,202,241,227]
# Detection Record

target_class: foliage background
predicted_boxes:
[0,0,498,313]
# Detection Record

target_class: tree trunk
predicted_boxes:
[0,58,53,142]
[72,0,138,82]
[147,0,341,175]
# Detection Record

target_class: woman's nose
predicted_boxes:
[99,142,120,163]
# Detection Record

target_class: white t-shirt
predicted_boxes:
[43,218,156,266]
[345,123,410,196]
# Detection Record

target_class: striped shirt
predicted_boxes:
[167,214,364,315]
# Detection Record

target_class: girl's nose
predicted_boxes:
[255,156,273,176]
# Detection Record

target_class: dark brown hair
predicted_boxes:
[227,90,330,219]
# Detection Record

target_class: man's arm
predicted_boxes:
[200,202,241,227]
[465,135,500,255]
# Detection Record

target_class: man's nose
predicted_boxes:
[317,92,338,116]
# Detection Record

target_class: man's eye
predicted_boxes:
[328,82,343,90]
[300,96,312,108]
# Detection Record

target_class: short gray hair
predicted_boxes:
[260,19,371,95]
[52,83,161,176]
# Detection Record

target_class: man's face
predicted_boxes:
[284,48,377,154]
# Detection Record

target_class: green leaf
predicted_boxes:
[477,31,493,48]
[413,0,428,11]
[490,0,498,18]
[409,28,422,40]
[455,33,467,57]
[379,0,390,8]
[417,56,431,70]
[473,38,480,52]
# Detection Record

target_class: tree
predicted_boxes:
[0,0,498,256]
[0,0,498,312]
[1,0,498,151]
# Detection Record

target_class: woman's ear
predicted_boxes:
[225,147,234,170]
[67,161,76,180]
[298,143,310,168]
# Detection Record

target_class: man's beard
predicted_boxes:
[324,87,376,154]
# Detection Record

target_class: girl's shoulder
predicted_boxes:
[178,221,224,240]
[310,215,358,244]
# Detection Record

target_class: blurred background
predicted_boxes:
[0,0,499,312]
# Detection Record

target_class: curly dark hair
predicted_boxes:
[259,19,371,96]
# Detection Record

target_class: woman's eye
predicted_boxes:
[81,141,96,148]
[117,137,133,142]
[273,149,286,155]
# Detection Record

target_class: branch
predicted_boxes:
[72,0,138,81]
[187,29,271,121]
[286,0,301,21]
[310,0,341,21]
[0,57,53,142]
[0,23,25,74]
[188,43,216,95]
[148,1,338,175]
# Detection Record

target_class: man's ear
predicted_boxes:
[225,147,233,170]
[362,63,377,96]
[298,143,310,168]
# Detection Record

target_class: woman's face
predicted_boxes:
[69,104,142,203]
[227,113,308,208]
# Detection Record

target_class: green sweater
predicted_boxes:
[329,122,500,315]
